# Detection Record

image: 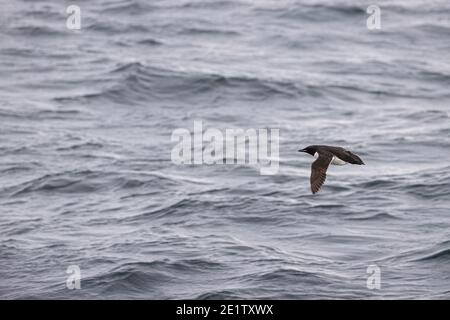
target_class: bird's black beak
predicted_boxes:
[298,148,306,153]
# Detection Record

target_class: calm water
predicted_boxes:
[1,0,450,299]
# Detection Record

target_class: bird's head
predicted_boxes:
[298,146,316,156]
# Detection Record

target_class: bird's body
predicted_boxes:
[299,145,365,194]
[314,152,348,166]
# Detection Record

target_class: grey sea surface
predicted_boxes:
[1,0,450,299]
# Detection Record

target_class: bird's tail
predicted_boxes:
[346,151,365,165]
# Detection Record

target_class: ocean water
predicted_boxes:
[1,0,450,299]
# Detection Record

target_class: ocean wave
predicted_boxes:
[405,184,450,199]
[56,56,450,107]
[54,62,322,104]
[418,248,450,262]
[5,170,185,197]
[117,198,206,223]
[83,259,225,295]
[353,167,450,199]
[413,241,450,262]
[9,173,99,196]
[240,267,331,289]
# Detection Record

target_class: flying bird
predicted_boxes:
[299,145,365,194]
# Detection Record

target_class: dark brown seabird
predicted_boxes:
[299,145,365,194]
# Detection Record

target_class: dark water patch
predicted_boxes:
[119,191,162,200]
[322,184,351,193]
[403,182,450,199]
[136,38,164,46]
[346,212,401,221]
[56,142,104,152]
[117,198,203,223]
[272,4,365,22]
[85,269,172,294]
[35,109,83,119]
[178,27,240,37]
[7,170,117,196]
[413,23,450,37]
[22,7,62,20]
[115,259,225,275]
[195,290,242,300]
[0,108,82,121]
[0,165,34,174]
[101,1,157,15]
[226,214,285,225]
[244,268,330,287]
[309,204,347,210]
[404,109,449,121]
[355,179,399,189]
[417,248,450,262]
[307,233,380,244]
[86,21,150,35]
[187,187,230,196]
[10,176,94,196]
[1,47,38,58]
[10,25,65,37]
[417,71,450,85]
[323,84,438,100]
[179,0,244,10]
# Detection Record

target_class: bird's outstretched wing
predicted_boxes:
[310,151,333,194]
